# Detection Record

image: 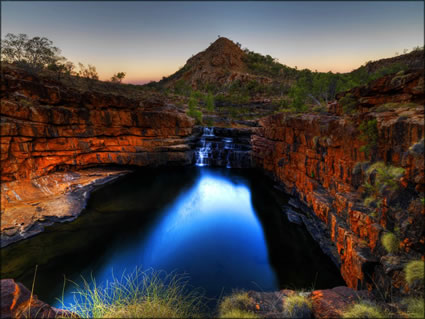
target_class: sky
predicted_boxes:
[2,1,424,84]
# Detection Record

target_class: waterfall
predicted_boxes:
[194,127,252,168]
[195,127,214,167]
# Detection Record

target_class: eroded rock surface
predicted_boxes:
[1,169,129,247]
[1,66,195,182]
[252,70,425,295]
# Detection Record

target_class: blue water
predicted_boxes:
[57,168,277,307]
[1,167,344,308]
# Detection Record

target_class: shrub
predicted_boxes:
[339,93,357,114]
[342,303,385,318]
[219,291,256,318]
[187,95,203,124]
[204,92,215,112]
[363,162,405,208]
[283,294,312,318]
[359,119,378,156]
[403,298,425,319]
[381,232,399,253]
[312,105,327,113]
[61,268,205,318]
[404,260,425,286]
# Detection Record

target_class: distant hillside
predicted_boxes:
[154,38,423,104]
[157,37,298,92]
[354,48,424,74]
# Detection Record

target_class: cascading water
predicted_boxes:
[195,128,213,167]
[194,127,252,168]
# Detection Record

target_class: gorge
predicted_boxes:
[1,40,424,318]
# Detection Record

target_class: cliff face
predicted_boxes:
[252,70,424,294]
[1,67,195,182]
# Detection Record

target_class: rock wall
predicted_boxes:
[252,71,424,295]
[1,67,195,182]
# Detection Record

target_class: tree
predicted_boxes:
[187,93,202,124]
[2,33,62,70]
[111,72,126,83]
[204,92,215,112]
[24,36,60,67]
[78,63,99,80]
[1,33,29,63]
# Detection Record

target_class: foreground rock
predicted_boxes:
[1,169,129,248]
[0,279,75,318]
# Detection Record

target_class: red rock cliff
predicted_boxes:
[1,67,195,182]
[252,70,424,294]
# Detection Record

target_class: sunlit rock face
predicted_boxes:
[0,66,195,182]
[252,70,425,295]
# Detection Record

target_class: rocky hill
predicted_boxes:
[359,48,424,74]
[159,37,279,89]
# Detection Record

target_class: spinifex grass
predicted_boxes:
[59,267,206,318]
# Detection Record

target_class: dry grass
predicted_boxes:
[381,232,399,254]
[58,267,206,318]
[218,291,257,318]
[404,260,424,286]
[342,302,385,318]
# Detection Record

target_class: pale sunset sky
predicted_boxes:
[2,1,423,84]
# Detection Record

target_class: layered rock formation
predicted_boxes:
[252,70,425,295]
[0,66,195,182]
[1,66,197,246]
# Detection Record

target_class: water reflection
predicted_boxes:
[1,167,344,308]
[59,169,277,307]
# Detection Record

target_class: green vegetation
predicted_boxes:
[381,232,399,254]
[284,294,312,318]
[219,291,257,319]
[187,93,203,124]
[61,268,205,318]
[374,102,422,113]
[339,93,357,114]
[220,309,259,319]
[359,119,378,156]
[342,303,385,318]
[111,72,126,83]
[173,79,192,96]
[243,49,298,79]
[404,260,424,286]
[204,92,215,112]
[363,162,405,208]
[403,298,425,319]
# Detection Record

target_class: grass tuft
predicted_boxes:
[60,267,205,318]
[403,298,425,319]
[381,232,399,254]
[283,294,312,318]
[342,303,385,318]
[220,309,259,318]
[219,291,257,318]
[404,260,425,286]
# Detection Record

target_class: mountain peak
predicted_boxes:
[186,37,245,71]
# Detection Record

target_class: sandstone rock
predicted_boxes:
[0,279,75,318]
[311,286,372,319]
[252,70,424,296]
[1,169,129,247]
[0,66,195,182]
